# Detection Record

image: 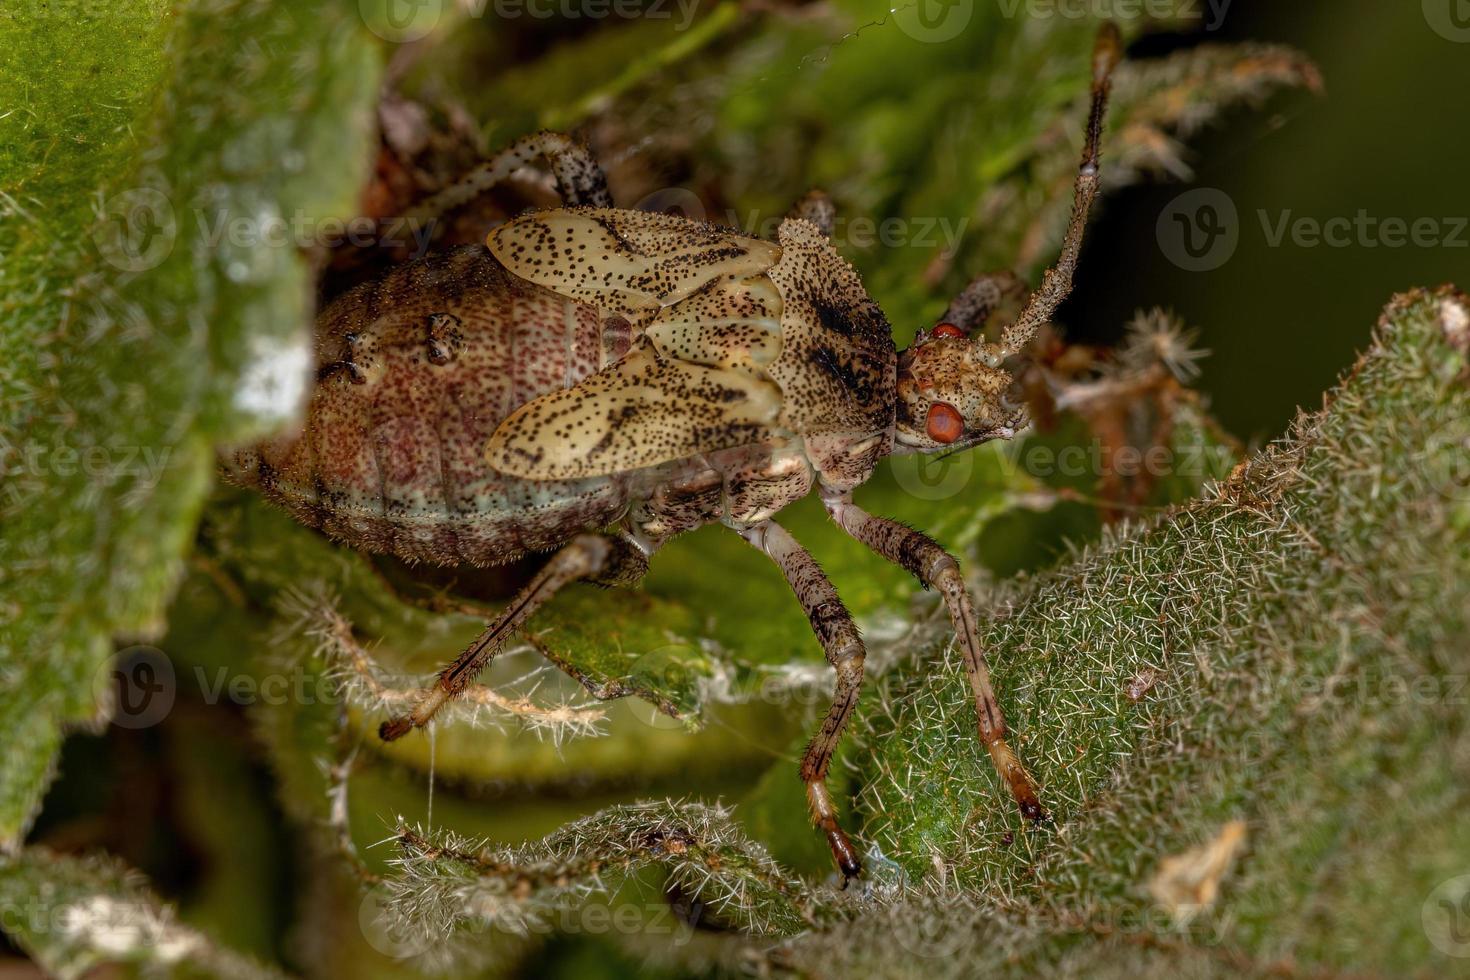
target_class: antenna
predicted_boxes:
[998,23,1123,358]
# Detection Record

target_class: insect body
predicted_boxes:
[226,29,1121,882]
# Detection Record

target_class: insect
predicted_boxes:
[225,26,1121,882]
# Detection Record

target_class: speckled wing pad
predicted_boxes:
[488,207,781,312]
[485,337,785,480]
[485,208,792,480]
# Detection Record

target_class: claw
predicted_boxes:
[378,716,415,741]
[986,737,1047,824]
[378,686,451,742]
[829,827,863,883]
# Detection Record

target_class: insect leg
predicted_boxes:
[822,491,1043,823]
[739,520,866,882]
[940,270,1029,334]
[1001,23,1122,357]
[786,189,836,239]
[378,532,647,741]
[404,130,613,231]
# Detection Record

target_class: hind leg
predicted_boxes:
[740,520,866,882]
[404,130,613,232]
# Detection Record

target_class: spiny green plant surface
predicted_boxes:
[825,287,1470,977]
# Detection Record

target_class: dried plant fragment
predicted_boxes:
[1148,820,1248,923]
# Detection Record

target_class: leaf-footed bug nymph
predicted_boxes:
[224,26,1123,883]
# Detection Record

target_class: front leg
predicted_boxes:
[822,490,1043,823]
[378,532,648,741]
[939,271,1028,335]
[739,520,865,882]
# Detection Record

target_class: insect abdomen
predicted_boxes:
[224,245,628,566]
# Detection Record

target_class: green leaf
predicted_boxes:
[0,848,289,980]
[0,0,381,844]
[371,801,845,971]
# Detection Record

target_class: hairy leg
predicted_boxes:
[822,490,1042,822]
[379,532,648,741]
[940,270,1029,334]
[787,189,837,239]
[404,130,613,232]
[740,520,866,881]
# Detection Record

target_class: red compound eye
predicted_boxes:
[931,322,965,339]
[926,402,965,444]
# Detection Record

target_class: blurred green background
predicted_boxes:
[6,0,1467,976]
[1069,0,1470,441]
